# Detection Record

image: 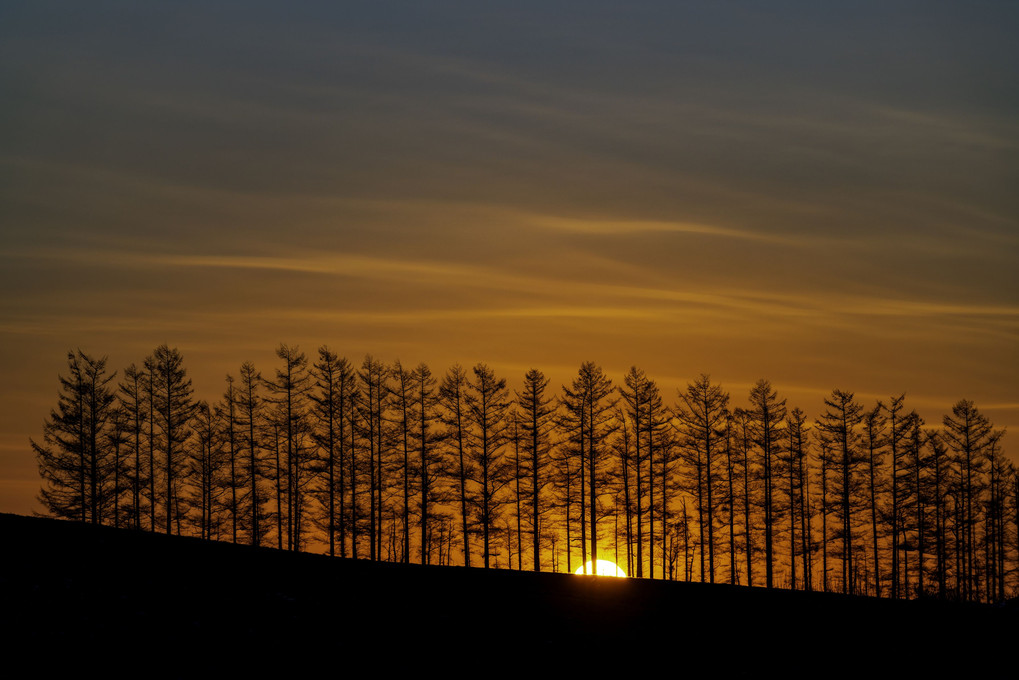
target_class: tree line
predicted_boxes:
[32,344,1015,603]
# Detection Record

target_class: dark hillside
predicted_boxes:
[1,513,1013,675]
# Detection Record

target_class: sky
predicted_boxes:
[2,1,1017,515]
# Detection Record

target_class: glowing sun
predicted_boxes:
[573,559,627,577]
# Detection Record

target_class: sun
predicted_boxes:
[573,559,627,577]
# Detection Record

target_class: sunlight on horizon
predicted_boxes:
[573,560,627,577]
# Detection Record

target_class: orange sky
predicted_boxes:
[2,2,1017,514]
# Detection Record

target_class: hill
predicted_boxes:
[1,513,1014,675]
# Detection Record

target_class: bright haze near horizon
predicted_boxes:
[1,1,1017,514]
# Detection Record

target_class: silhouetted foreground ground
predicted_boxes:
[2,513,1015,676]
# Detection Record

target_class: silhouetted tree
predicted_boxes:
[410,363,444,565]
[862,403,885,596]
[883,394,911,598]
[561,361,616,574]
[216,375,241,543]
[236,361,270,547]
[188,400,228,540]
[618,367,649,577]
[390,360,418,563]
[311,347,353,557]
[118,363,148,530]
[723,411,738,584]
[925,429,951,598]
[107,405,130,528]
[784,407,809,590]
[516,368,555,571]
[644,374,671,579]
[146,344,195,535]
[984,431,1008,601]
[357,355,392,560]
[730,407,754,586]
[674,374,730,584]
[467,363,511,569]
[749,379,786,589]
[611,405,636,576]
[815,389,865,594]
[266,344,313,550]
[439,364,473,567]
[942,399,994,601]
[34,351,118,524]
[551,421,582,573]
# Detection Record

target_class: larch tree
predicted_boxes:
[466,363,512,569]
[610,405,636,577]
[188,400,228,540]
[357,355,391,561]
[814,389,865,595]
[862,403,885,597]
[551,420,583,573]
[749,379,787,589]
[558,377,587,570]
[983,430,1008,602]
[146,344,195,535]
[883,394,911,598]
[904,413,929,597]
[237,361,269,547]
[650,387,675,580]
[216,374,242,543]
[561,361,616,574]
[266,344,314,551]
[674,374,730,584]
[34,351,118,524]
[311,347,353,557]
[731,407,754,586]
[941,399,994,601]
[107,404,130,529]
[118,363,148,530]
[390,360,417,563]
[784,407,809,590]
[410,362,444,565]
[516,368,556,572]
[620,368,670,580]
[618,368,648,577]
[925,429,951,598]
[439,364,473,567]
[723,411,738,584]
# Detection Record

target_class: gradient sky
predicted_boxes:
[2,1,1017,514]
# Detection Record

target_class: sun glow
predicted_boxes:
[573,560,627,577]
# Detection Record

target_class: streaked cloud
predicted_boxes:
[1,0,1017,514]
